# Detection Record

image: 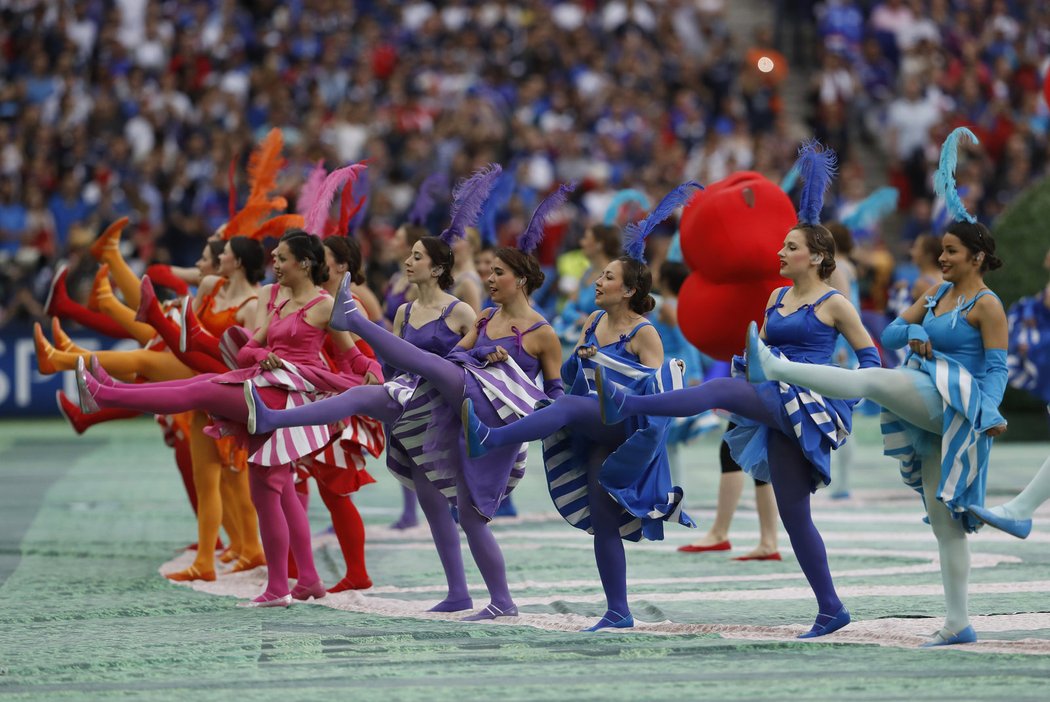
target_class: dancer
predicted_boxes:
[968,245,1050,538]
[554,224,621,343]
[462,183,702,631]
[248,175,568,620]
[746,128,1009,646]
[76,230,377,607]
[599,143,880,639]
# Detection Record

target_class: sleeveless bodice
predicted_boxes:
[265,290,329,364]
[922,283,998,380]
[582,311,650,365]
[475,308,550,379]
[399,300,463,357]
[199,278,256,336]
[764,287,841,365]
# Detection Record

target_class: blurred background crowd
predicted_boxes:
[0,0,1048,328]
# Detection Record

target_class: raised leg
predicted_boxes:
[248,383,402,435]
[87,373,249,422]
[612,377,779,427]
[467,395,624,454]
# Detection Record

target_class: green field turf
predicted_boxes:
[2,416,1050,701]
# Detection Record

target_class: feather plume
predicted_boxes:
[250,214,306,241]
[440,164,502,244]
[518,182,576,254]
[225,201,281,238]
[246,128,284,202]
[335,178,357,236]
[623,181,703,263]
[795,139,838,225]
[479,168,516,245]
[346,169,370,234]
[407,172,449,226]
[780,163,800,194]
[603,189,651,226]
[933,126,978,224]
[304,163,366,237]
[297,160,327,216]
[842,186,899,232]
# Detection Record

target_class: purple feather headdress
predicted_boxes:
[934,126,978,224]
[794,139,837,226]
[622,181,703,264]
[407,172,449,227]
[517,182,576,255]
[439,164,503,245]
[303,163,366,237]
[479,167,516,245]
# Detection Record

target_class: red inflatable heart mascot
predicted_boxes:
[677,171,796,361]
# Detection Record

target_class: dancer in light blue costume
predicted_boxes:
[598,142,882,639]
[970,246,1050,539]
[462,183,701,632]
[748,128,1010,647]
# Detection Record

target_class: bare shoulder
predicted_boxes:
[199,275,221,295]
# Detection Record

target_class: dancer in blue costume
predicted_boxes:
[599,143,882,639]
[748,128,1010,647]
[249,175,568,621]
[969,245,1050,540]
[462,183,701,632]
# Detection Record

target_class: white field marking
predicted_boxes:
[160,555,1050,656]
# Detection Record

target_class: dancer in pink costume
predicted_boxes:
[75,230,380,608]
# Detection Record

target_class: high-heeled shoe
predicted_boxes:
[582,610,634,632]
[595,365,628,425]
[179,296,191,353]
[34,322,58,375]
[44,264,68,318]
[327,575,373,593]
[51,317,80,353]
[75,357,100,413]
[427,596,473,613]
[461,603,519,621]
[134,275,158,324]
[236,593,292,608]
[797,606,850,639]
[462,398,491,458]
[290,579,327,601]
[920,625,977,647]
[328,272,360,332]
[228,553,267,573]
[88,356,118,386]
[218,548,238,564]
[87,264,112,312]
[244,382,276,435]
[164,564,217,582]
[89,216,128,261]
[967,505,1032,539]
[745,321,771,384]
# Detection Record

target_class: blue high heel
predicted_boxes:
[797,606,850,639]
[328,272,359,332]
[920,625,977,647]
[583,610,634,632]
[244,382,275,435]
[595,366,628,425]
[461,398,490,458]
[745,321,770,384]
[967,505,1032,539]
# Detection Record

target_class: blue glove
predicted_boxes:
[856,346,882,369]
[544,378,565,400]
[881,317,928,350]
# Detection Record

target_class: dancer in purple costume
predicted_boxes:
[75,230,380,607]
[598,144,882,639]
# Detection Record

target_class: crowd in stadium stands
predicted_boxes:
[0,0,1047,326]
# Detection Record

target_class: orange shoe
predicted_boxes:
[34,322,58,375]
[51,317,81,353]
[164,565,217,582]
[87,264,113,312]
[90,217,129,261]
[229,553,267,573]
[218,548,238,564]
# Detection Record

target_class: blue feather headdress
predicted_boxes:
[439,164,503,245]
[842,186,899,234]
[479,167,516,245]
[622,181,703,264]
[407,172,449,227]
[933,127,978,224]
[517,182,576,255]
[794,139,837,225]
[603,189,651,226]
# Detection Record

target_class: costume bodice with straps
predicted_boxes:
[582,310,651,365]
[264,285,329,364]
[384,273,410,323]
[198,278,257,336]
[474,308,550,379]
[764,287,841,365]
[922,282,999,380]
[399,300,463,357]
